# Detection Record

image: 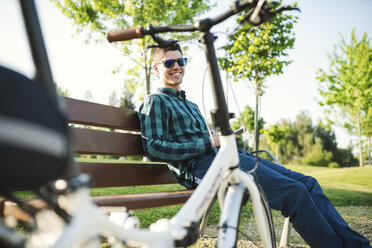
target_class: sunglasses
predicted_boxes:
[161,58,188,68]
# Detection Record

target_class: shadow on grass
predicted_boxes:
[322,187,372,206]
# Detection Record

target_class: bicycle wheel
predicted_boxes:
[217,181,276,248]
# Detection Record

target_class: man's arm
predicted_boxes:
[138,95,212,162]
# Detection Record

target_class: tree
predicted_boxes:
[55,83,70,97]
[301,138,333,167]
[259,112,340,166]
[108,90,120,107]
[313,121,337,154]
[361,107,372,165]
[120,79,136,110]
[264,123,288,160]
[84,90,93,101]
[219,1,298,150]
[231,105,264,150]
[52,0,210,96]
[317,30,372,167]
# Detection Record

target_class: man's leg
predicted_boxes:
[254,155,371,248]
[194,152,342,248]
[238,153,343,248]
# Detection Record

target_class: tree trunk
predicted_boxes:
[368,136,371,166]
[356,112,364,167]
[276,143,280,161]
[254,81,260,151]
[142,39,151,95]
[146,68,151,95]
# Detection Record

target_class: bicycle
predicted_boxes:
[0,0,297,247]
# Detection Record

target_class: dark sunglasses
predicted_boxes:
[161,58,188,68]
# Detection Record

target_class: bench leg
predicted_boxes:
[199,198,215,237]
[280,217,291,247]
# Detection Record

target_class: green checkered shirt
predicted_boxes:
[138,87,212,189]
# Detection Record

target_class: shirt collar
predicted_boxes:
[158,87,186,100]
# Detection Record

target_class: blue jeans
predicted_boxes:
[193,149,371,248]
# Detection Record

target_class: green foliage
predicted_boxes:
[328,162,340,168]
[313,122,337,152]
[232,105,264,133]
[317,30,372,123]
[264,124,288,144]
[231,105,264,149]
[55,83,70,97]
[272,111,315,163]
[220,1,298,151]
[317,29,372,166]
[52,0,211,101]
[219,1,298,88]
[301,138,333,167]
[259,111,354,167]
[263,123,288,159]
[333,147,359,167]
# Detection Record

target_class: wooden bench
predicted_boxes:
[0,97,291,247]
[0,97,193,221]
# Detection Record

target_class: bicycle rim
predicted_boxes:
[237,192,276,248]
[217,183,276,248]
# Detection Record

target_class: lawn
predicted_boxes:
[121,164,372,247]
[9,162,372,247]
[93,165,372,225]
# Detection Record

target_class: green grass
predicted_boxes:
[286,164,372,187]
[286,164,372,206]
[130,164,372,228]
[6,162,371,246]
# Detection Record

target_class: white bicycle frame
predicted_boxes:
[25,135,274,248]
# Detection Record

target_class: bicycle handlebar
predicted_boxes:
[106,0,299,44]
[105,0,268,43]
[106,27,144,42]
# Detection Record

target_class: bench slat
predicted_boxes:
[79,162,177,187]
[71,128,145,156]
[1,190,193,222]
[92,190,193,210]
[64,97,140,131]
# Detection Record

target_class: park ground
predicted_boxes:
[122,164,372,247]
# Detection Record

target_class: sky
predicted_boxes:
[1,0,371,149]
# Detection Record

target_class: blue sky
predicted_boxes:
[1,0,371,149]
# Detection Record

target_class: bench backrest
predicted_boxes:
[0,97,191,221]
[64,97,192,210]
[65,97,177,186]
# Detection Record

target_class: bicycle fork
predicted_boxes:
[217,171,276,248]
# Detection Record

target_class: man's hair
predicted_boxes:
[152,43,183,64]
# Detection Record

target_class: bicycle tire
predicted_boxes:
[217,182,276,248]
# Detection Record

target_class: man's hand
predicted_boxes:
[210,129,243,147]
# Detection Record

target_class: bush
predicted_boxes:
[332,148,358,167]
[301,138,333,166]
[328,161,340,168]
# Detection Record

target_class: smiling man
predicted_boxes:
[152,45,186,90]
[137,43,371,248]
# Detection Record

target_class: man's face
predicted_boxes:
[154,50,185,90]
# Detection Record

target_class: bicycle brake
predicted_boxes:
[242,1,300,26]
[145,24,179,49]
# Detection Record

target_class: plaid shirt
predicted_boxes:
[138,87,212,189]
